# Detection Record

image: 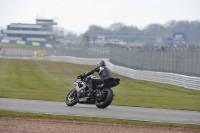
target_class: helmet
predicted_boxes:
[97,60,106,67]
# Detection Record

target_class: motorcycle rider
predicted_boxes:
[78,60,112,93]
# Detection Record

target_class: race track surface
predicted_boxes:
[0,98,200,125]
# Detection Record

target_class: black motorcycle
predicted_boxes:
[66,73,120,109]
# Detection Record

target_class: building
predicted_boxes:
[84,31,173,45]
[1,19,64,43]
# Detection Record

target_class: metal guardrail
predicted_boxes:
[106,61,200,90]
[1,56,199,91]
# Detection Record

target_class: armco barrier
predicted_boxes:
[105,61,200,90]
[1,56,200,90]
[0,39,53,48]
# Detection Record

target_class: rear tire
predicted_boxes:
[66,90,78,106]
[95,88,114,109]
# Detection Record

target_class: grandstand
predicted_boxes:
[1,19,64,43]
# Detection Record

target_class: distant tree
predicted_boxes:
[82,20,200,44]
[143,23,165,32]
[120,25,140,32]
[108,22,140,32]
[108,22,126,31]
[163,20,200,43]
[190,20,200,43]
[86,25,106,32]
[65,32,78,41]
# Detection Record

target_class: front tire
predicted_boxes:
[66,89,78,106]
[95,88,114,109]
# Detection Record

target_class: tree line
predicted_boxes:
[65,20,200,44]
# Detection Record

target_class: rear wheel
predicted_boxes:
[95,88,114,109]
[66,89,78,106]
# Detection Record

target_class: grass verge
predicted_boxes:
[0,58,200,111]
[0,110,199,129]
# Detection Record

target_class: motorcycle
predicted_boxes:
[66,73,120,109]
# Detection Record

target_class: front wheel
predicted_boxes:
[66,89,78,106]
[95,88,114,109]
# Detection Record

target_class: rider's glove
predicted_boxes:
[77,76,81,79]
[77,74,85,79]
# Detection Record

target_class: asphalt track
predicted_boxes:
[0,98,200,125]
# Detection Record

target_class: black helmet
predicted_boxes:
[97,60,106,67]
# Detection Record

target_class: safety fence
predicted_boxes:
[110,44,200,77]
[1,43,200,77]
[0,48,48,57]
[0,45,110,58]
[54,45,110,58]
[1,56,199,91]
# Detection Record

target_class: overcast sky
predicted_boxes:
[0,0,199,34]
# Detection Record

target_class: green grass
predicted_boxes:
[0,58,200,111]
[1,110,200,129]
[0,43,49,50]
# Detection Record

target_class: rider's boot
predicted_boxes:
[87,87,93,93]
[86,83,94,95]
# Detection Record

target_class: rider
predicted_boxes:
[79,60,112,93]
